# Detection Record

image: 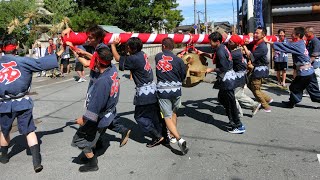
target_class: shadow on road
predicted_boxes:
[179,98,230,132]
[7,121,75,159]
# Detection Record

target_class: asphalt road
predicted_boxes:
[1,53,320,180]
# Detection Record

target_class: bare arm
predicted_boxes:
[73,50,90,67]
[78,56,90,67]
[197,50,213,59]
[111,36,121,62]
[56,45,65,57]
[242,45,251,58]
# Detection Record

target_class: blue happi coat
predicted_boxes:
[274,38,289,63]
[155,50,186,99]
[0,54,58,113]
[119,51,157,105]
[274,40,314,76]
[306,36,320,69]
[84,64,120,128]
[214,44,237,90]
[231,48,247,88]
[251,41,269,78]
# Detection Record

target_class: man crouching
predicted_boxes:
[71,46,120,172]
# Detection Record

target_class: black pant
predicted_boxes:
[218,89,242,128]
[107,116,128,134]
[134,103,163,138]
[289,73,320,104]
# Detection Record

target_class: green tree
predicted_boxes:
[69,8,113,32]
[74,0,184,33]
[150,0,184,32]
[44,0,78,24]
[0,0,37,49]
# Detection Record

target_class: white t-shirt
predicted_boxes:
[33,47,46,59]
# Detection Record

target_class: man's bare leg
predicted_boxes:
[164,117,180,140]
[282,70,287,86]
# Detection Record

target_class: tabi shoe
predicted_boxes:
[282,101,295,108]
[79,156,99,172]
[30,144,43,173]
[178,138,189,155]
[120,129,131,147]
[79,155,89,164]
[0,153,9,164]
[146,137,164,148]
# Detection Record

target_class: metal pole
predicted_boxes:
[236,0,239,34]
[194,0,198,34]
[205,0,208,34]
[198,11,201,34]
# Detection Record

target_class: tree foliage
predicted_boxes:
[0,0,37,48]
[0,0,184,50]
[69,8,113,32]
[44,0,78,24]
[74,0,184,32]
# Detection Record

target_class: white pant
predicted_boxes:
[235,86,259,116]
[314,68,320,90]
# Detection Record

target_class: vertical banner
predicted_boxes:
[254,0,264,28]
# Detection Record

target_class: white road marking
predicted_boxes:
[33,78,48,83]
[318,154,320,164]
[33,75,89,89]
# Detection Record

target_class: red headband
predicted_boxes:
[89,52,111,70]
[2,44,17,52]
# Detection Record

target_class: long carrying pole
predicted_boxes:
[62,32,278,46]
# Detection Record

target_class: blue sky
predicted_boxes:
[176,0,236,25]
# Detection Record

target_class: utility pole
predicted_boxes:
[197,11,201,34]
[194,0,197,34]
[236,0,239,34]
[205,0,208,34]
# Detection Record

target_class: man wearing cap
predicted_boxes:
[228,34,261,117]
[0,35,61,173]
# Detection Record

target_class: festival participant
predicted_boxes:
[110,37,167,148]
[305,27,320,90]
[73,46,120,172]
[0,35,61,173]
[63,26,131,147]
[274,29,289,87]
[227,34,261,117]
[154,37,188,153]
[265,27,320,108]
[72,45,87,83]
[199,32,245,134]
[242,27,273,113]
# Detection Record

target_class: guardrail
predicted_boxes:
[142,44,162,56]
